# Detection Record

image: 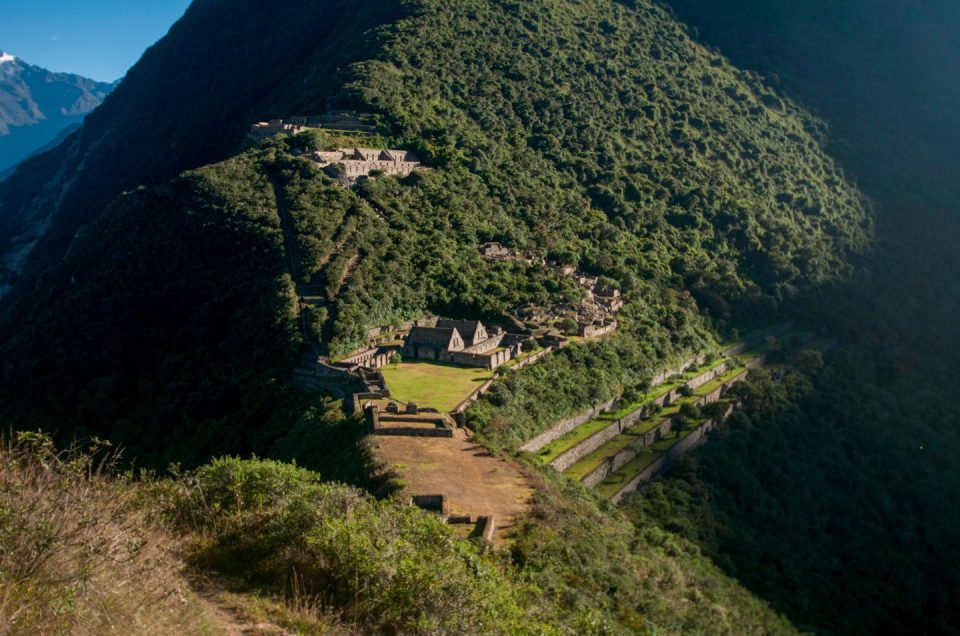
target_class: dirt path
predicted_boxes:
[371,429,534,546]
[193,581,290,636]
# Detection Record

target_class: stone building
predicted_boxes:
[404,327,465,363]
[312,147,421,184]
[249,119,307,138]
[435,319,488,347]
[403,319,512,370]
[480,242,512,258]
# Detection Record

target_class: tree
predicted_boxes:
[671,415,687,438]
[702,401,728,419]
[796,349,824,373]
[679,402,702,421]
[558,317,579,335]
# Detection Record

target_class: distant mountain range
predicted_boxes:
[0,51,115,177]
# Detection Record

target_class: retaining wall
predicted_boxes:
[686,359,732,390]
[453,376,499,414]
[549,418,631,472]
[543,359,736,472]
[610,403,737,503]
[580,374,747,490]
[519,398,617,453]
[511,347,553,371]
[368,406,454,438]
[316,361,357,378]
[352,392,386,414]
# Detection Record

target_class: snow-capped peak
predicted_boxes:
[0,52,17,64]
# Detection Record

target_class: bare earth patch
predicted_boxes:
[372,429,534,546]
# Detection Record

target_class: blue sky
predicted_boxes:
[0,0,193,82]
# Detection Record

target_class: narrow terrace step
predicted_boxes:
[568,358,757,487]
[538,355,733,470]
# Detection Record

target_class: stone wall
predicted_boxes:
[686,359,732,390]
[450,347,510,370]
[453,375,499,414]
[581,443,644,488]
[580,322,618,338]
[462,333,505,355]
[511,347,553,370]
[546,359,737,472]
[578,371,747,489]
[609,456,668,504]
[694,369,748,407]
[609,403,737,503]
[410,495,447,514]
[649,353,708,388]
[352,392,385,414]
[548,418,631,472]
[368,406,455,438]
[518,398,618,453]
[641,418,674,447]
[342,345,401,368]
[315,360,356,378]
[519,351,723,454]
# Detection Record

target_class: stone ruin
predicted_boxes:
[312,147,422,185]
[403,319,514,370]
[248,111,377,139]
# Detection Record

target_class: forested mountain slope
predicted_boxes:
[0,0,870,467]
[0,1,404,294]
[662,0,960,212]
[3,0,952,633]
[607,2,960,633]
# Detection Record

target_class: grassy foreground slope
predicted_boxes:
[1,433,797,635]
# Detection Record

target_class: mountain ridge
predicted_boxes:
[0,52,114,174]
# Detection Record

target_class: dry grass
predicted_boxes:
[0,432,213,635]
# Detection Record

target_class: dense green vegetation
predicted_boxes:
[0,151,371,480]
[0,0,871,466]
[624,213,960,633]
[170,456,552,633]
[664,0,960,213]
[4,434,803,634]
[3,0,957,633]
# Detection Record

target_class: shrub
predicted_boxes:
[171,457,547,634]
[0,432,210,634]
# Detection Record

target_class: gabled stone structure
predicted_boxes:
[312,147,421,184]
[403,319,512,370]
[404,327,465,362]
[435,319,487,347]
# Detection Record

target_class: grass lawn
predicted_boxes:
[380,361,495,412]
[538,417,620,464]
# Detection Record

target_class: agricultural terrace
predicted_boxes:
[559,350,770,493]
[536,355,730,464]
[380,360,494,412]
